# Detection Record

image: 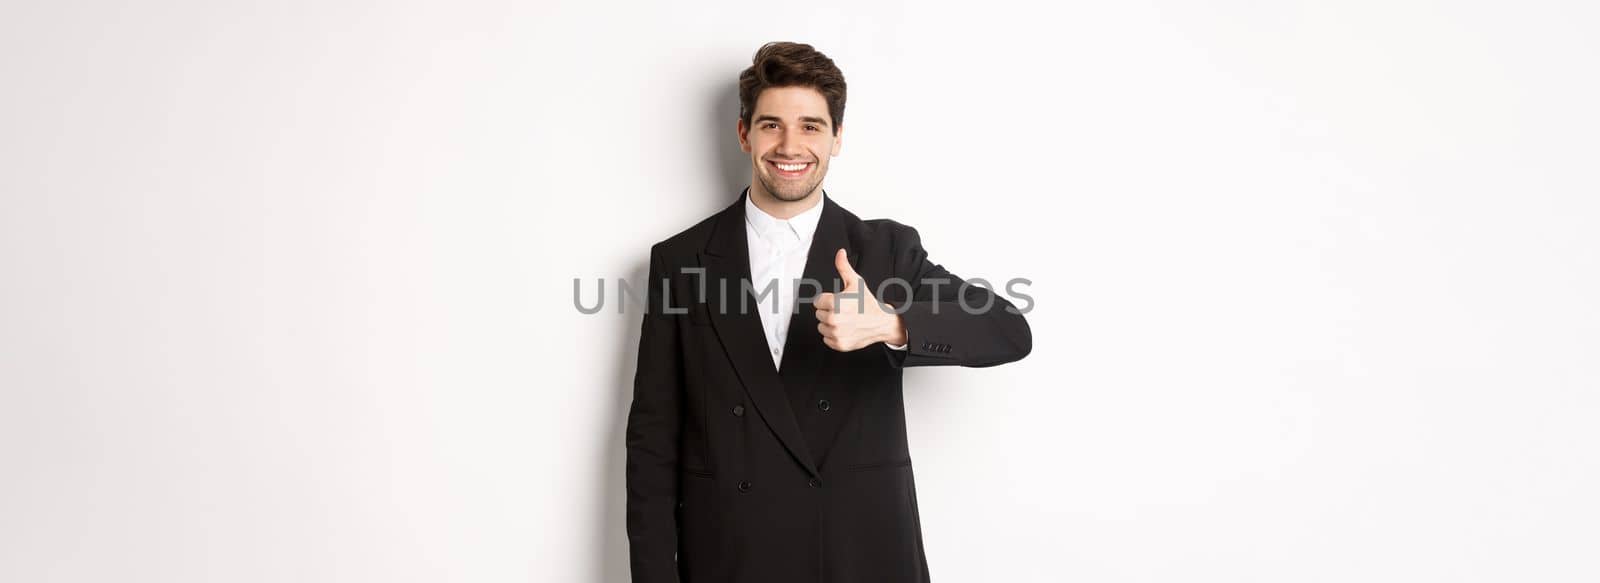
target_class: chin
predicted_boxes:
[770,189,812,202]
[759,176,823,203]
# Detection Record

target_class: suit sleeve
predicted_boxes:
[625,245,684,582]
[882,225,1032,368]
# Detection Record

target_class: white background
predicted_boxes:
[3,1,1597,581]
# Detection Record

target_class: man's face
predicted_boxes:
[738,86,842,203]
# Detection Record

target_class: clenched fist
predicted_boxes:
[815,248,908,352]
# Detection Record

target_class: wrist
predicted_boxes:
[879,313,907,346]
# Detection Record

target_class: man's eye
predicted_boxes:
[762,123,778,129]
[806,125,819,131]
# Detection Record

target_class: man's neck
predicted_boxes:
[748,185,822,220]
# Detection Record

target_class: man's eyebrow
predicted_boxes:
[753,114,830,127]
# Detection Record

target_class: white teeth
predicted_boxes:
[774,162,808,172]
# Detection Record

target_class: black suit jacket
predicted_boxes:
[626,188,1031,583]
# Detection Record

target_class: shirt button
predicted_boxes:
[772,347,780,355]
[817,399,831,412]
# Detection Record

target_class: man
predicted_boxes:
[625,41,1031,583]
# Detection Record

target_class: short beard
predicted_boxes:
[757,165,824,203]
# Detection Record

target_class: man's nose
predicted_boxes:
[776,129,803,155]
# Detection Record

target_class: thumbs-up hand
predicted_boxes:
[835,247,864,292]
[815,248,908,352]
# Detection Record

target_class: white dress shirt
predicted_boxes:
[745,193,905,371]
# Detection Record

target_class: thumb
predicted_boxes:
[835,248,861,290]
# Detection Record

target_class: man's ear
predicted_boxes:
[737,118,750,153]
[830,123,843,156]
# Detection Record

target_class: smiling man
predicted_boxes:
[625,41,1032,583]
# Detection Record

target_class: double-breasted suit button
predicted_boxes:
[808,478,822,488]
[737,480,752,493]
[731,404,745,417]
[817,399,831,412]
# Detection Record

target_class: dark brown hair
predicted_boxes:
[738,42,847,136]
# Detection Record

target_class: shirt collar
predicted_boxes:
[745,189,825,243]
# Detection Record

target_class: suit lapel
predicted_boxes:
[698,188,820,478]
[779,191,858,379]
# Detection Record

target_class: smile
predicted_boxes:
[767,159,813,178]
